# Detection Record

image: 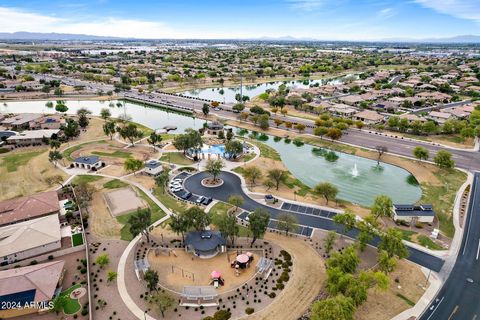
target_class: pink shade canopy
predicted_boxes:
[236,254,249,264]
[211,270,222,279]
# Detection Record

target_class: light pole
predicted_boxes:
[144,310,148,320]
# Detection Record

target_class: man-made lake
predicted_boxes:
[258,134,421,206]
[178,74,356,104]
[1,99,421,206]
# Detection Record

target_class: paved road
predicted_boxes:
[420,172,480,320]
[412,100,473,115]
[184,171,445,272]
[340,129,480,171]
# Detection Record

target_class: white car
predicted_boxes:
[196,196,205,204]
[171,186,183,192]
[173,178,183,182]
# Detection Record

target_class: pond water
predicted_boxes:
[249,132,422,206]
[1,99,421,206]
[178,74,357,103]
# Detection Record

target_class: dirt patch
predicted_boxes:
[0,147,68,201]
[355,260,427,320]
[126,174,156,190]
[99,164,128,177]
[148,249,260,293]
[248,233,325,320]
[89,186,123,239]
[104,186,147,217]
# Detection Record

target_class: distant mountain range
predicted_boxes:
[0,31,479,43]
[0,32,122,41]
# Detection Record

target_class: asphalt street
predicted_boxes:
[420,172,480,320]
[184,171,445,272]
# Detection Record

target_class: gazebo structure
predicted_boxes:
[185,231,226,259]
[205,121,224,136]
[180,286,219,307]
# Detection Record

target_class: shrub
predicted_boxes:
[269,292,276,298]
[245,308,255,315]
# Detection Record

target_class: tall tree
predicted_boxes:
[103,120,116,140]
[310,295,356,320]
[48,150,62,167]
[228,195,244,212]
[413,146,429,161]
[184,206,210,231]
[117,123,144,146]
[324,230,337,255]
[144,269,159,291]
[152,290,175,318]
[100,108,111,121]
[216,212,239,246]
[248,208,270,246]
[243,166,262,186]
[314,182,338,205]
[205,158,225,182]
[333,211,356,238]
[147,132,162,151]
[378,228,409,260]
[128,208,152,242]
[202,103,210,118]
[326,127,342,141]
[371,195,393,222]
[124,158,144,175]
[154,171,170,194]
[267,169,285,190]
[433,150,455,169]
[277,213,298,236]
[168,214,189,243]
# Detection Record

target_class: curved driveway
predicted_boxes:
[184,171,444,272]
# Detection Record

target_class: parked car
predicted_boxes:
[180,191,192,200]
[196,196,205,204]
[171,186,183,192]
[201,197,213,205]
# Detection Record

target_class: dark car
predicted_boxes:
[201,197,212,205]
[180,191,192,200]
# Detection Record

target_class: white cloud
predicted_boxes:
[0,6,177,38]
[286,0,326,11]
[414,0,480,22]
[377,7,396,18]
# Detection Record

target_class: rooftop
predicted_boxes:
[0,214,61,258]
[6,129,60,140]
[393,204,435,217]
[0,260,65,304]
[0,191,60,226]
[73,155,101,165]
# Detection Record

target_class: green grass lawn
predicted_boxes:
[159,152,194,165]
[59,284,82,315]
[71,233,84,246]
[417,235,445,250]
[0,150,45,172]
[117,187,166,241]
[394,228,417,241]
[419,168,467,238]
[247,140,281,160]
[62,140,106,161]
[73,175,103,184]
[209,202,251,237]
[152,187,188,214]
[103,179,128,189]
[92,150,132,159]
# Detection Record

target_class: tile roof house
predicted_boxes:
[354,110,385,125]
[0,260,65,318]
[0,191,60,227]
[0,214,61,265]
[72,155,104,170]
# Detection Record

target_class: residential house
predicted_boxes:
[0,214,61,265]
[354,110,384,125]
[6,129,60,146]
[0,191,60,227]
[427,111,452,124]
[338,95,363,106]
[0,113,44,130]
[328,104,358,118]
[0,260,65,318]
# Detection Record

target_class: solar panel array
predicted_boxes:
[281,202,337,219]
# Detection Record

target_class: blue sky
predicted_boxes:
[0,0,479,40]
